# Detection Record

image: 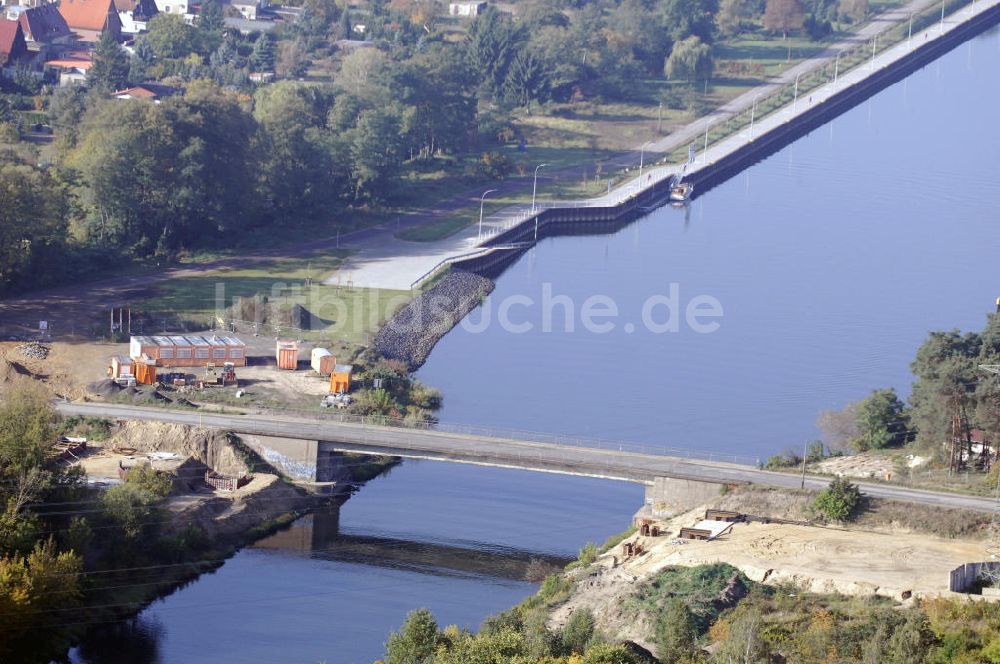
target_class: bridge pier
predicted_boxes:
[240,434,344,483]
[644,476,728,519]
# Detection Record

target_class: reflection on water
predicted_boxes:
[254,507,572,582]
[70,461,640,664]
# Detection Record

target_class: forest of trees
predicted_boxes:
[815,313,1000,466]
[0,379,221,660]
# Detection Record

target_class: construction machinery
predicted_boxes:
[203,362,237,387]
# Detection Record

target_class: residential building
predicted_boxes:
[232,0,267,21]
[44,52,91,84]
[113,0,157,33]
[111,82,179,100]
[151,0,188,18]
[58,0,122,42]
[448,1,486,17]
[0,18,28,66]
[17,4,72,50]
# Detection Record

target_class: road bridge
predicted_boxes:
[56,402,1000,515]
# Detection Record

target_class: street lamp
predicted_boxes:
[702,118,715,163]
[531,163,548,213]
[793,73,801,112]
[908,12,914,47]
[478,189,497,241]
[834,50,843,83]
[749,94,761,138]
[638,141,653,182]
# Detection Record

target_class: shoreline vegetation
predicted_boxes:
[0,378,400,662]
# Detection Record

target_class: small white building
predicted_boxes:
[232,0,269,21]
[114,0,157,34]
[152,0,188,19]
[448,1,486,17]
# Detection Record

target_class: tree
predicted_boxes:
[665,36,714,82]
[144,14,200,59]
[124,463,173,497]
[583,643,645,664]
[885,611,934,663]
[562,608,595,654]
[764,0,807,38]
[909,329,981,451]
[839,0,869,23]
[816,401,860,451]
[386,608,438,664]
[102,483,159,540]
[656,598,698,663]
[337,8,352,39]
[662,0,719,43]
[710,606,771,663]
[466,7,524,101]
[198,0,226,37]
[89,30,129,92]
[854,388,907,451]
[251,33,276,72]
[71,82,257,256]
[128,38,156,84]
[276,39,309,78]
[0,164,68,291]
[502,49,548,111]
[350,106,405,201]
[0,539,82,649]
[717,0,752,37]
[813,476,861,521]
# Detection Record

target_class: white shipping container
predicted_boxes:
[311,348,335,375]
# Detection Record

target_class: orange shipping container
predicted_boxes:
[329,364,353,394]
[276,340,299,370]
[135,362,157,385]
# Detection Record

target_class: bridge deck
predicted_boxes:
[56,402,1000,514]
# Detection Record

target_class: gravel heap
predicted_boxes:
[17,342,49,360]
[374,271,494,371]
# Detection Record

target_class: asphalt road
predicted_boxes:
[58,401,1000,514]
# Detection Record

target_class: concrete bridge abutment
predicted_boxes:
[644,476,732,518]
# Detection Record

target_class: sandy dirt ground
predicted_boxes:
[72,442,189,483]
[549,504,991,653]
[813,453,897,480]
[0,340,128,399]
[236,364,330,397]
[632,513,984,600]
[0,339,332,406]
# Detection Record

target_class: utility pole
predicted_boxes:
[980,365,1000,574]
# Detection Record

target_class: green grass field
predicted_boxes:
[141,252,411,352]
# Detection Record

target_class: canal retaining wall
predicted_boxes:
[449,1,1000,272]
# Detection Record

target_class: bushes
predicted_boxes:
[656,599,697,663]
[813,477,862,522]
[562,608,595,654]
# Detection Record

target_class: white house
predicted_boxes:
[232,0,269,21]
[448,1,486,17]
[152,0,189,19]
[114,0,157,34]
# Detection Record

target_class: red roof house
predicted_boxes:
[58,0,122,43]
[0,19,29,66]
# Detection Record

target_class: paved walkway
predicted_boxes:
[334,0,988,290]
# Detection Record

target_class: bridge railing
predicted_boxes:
[248,405,762,467]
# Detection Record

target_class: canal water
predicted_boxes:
[70,27,1000,664]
